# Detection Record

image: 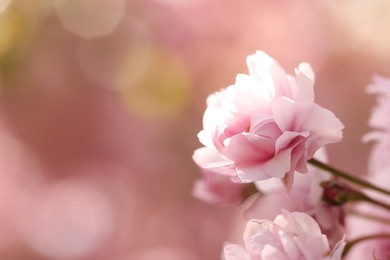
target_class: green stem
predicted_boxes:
[342,233,390,257]
[308,158,390,196]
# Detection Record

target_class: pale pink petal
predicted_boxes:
[197,129,215,148]
[366,75,390,95]
[243,219,269,243]
[273,98,343,161]
[246,51,277,97]
[260,244,289,260]
[272,97,296,132]
[325,237,345,260]
[247,51,292,99]
[278,212,329,260]
[248,230,282,255]
[279,230,300,260]
[274,211,302,234]
[192,147,236,176]
[298,63,315,82]
[295,104,344,144]
[274,131,308,155]
[273,97,343,142]
[223,244,251,260]
[254,178,284,193]
[237,148,293,181]
[222,134,273,162]
[234,74,273,107]
[244,133,276,155]
[249,114,282,141]
[293,62,315,103]
[365,75,390,174]
[290,211,323,237]
[272,97,313,133]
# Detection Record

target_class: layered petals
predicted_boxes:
[244,150,346,248]
[222,210,345,260]
[193,51,343,186]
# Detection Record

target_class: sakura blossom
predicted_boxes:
[346,172,390,260]
[244,151,345,247]
[192,169,250,206]
[193,51,344,186]
[364,75,390,174]
[345,76,390,259]
[223,210,346,260]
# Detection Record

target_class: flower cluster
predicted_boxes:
[223,210,345,260]
[193,51,390,259]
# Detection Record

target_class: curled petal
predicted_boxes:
[222,133,274,163]
[192,147,236,176]
[237,148,293,181]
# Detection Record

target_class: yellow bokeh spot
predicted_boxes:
[54,0,125,39]
[0,8,23,58]
[118,47,191,120]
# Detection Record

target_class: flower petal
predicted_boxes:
[237,148,293,181]
[246,51,292,99]
[223,244,251,260]
[222,133,274,163]
[192,147,236,176]
[293,62,315,103]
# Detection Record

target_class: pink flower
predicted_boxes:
[244,151,345,247]
[364,75,390,174]
[192,169,250,206]
[365,75,390,132]
[347,75,390,259]
[344,75,390,259]
[345,170,390,260]
[223,210,345,260]
[193,51,343,185]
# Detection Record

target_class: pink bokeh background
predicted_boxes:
[0,0,389,259]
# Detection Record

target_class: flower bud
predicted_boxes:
[321,180,358,206]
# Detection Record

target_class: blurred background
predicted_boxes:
[0,0,389,259]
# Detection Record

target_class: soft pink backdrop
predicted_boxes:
[0,0,389,259]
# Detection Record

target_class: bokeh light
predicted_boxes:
[0,7,23,59]
[54,0,125,39]
[77,17,152,90]
[119,47,191,120]
[21,180,115,260]
[0,0,12,14]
